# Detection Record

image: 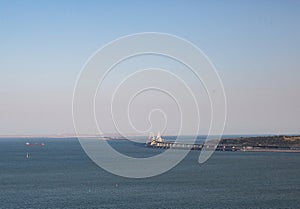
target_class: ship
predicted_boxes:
[25,142,45,146]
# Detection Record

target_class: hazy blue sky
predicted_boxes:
[0,0,299,135]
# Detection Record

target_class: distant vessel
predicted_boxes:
[25,142,45,146]
[26,152,29,158]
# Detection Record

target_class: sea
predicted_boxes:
[0,137,299,209]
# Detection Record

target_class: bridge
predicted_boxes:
[146,140,300,152]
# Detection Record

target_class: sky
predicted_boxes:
[0,0,299,136]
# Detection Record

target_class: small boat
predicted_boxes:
[26,152,29,158]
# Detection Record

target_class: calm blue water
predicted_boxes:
[0,138,299,209]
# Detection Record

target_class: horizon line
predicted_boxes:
[0,133,299,138]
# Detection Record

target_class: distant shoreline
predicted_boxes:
[2,134,300,153]
[146,135,300,153]
[238,149,300,153]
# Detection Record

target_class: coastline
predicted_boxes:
[146,135,300,153]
